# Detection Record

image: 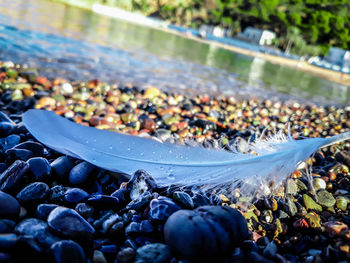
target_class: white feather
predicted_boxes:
[22,109,350,195]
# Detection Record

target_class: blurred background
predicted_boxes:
[0,0,349,105]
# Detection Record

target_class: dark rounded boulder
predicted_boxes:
[50,240,85,263]
[163,206,249,261]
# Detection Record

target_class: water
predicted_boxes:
[0,0,349,105]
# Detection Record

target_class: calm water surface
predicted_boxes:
[0,0,349,105]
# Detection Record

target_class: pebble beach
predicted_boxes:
[0,60,349,263]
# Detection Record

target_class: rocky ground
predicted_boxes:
[0,61,349,263]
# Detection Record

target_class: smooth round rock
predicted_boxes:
[36,204,58,220]
[64,188,89,204]
[164,206,249,261]
[149,197,181,221]
[0,122,14,137]
[0,190,20,219]
[27,157,51,181]
[136,243,171,263]
[14,141,44,157]
[117,247,136,263]
[69,162,95,186]
[5,148,33,161]
[50,156,73,182]
[0,160,29,193]
[50,240,85,263]
[173,191,194,209]
[0,134,20,151]
[15,218,60,248]
[47,207,95,240]
[16,182,49,205]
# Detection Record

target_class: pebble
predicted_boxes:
[47,207,95,240]
[313,178,326,191]
[0,160,29,193]
[0,190,20,219]
[126,191,151,211]
[64,188,89,204]
[15,218,60,248]
[13,141,44,156]
[173,191,194,208]
[5,148,33,161]
[149,197,181,221]
[136,243,171,263]
[117,247,136,263]
[263,241,277,259]
[127,170,157,200]
[16,182,49,205]
[27,157,51,181]
[69,161,95,186]
[93,250,107,263]
[75,203,95,219]
[50,240,85,263]
[323,221,348,237]
[303,194,322,212]
[0,122,14,137]
[335,196,348,211]
[51,156,73,182]
[0,134,20,151]
[36,204,58,220]
[0,233,17,248]
[317,190,336,207]
[86,195,120,210]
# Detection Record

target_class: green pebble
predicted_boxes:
[303,194,322,212]
[305,212,321,228]
[336,196,349,211]
[286,179,298,195]
[6,69,18,79]
[316,190,336,208]
[11,89,23,100]
[296,179,308,192]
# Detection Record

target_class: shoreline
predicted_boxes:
[56,1,350,87]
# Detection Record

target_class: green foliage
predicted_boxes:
[73,0,350,56]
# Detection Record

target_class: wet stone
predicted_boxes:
[16,182,49,205]
[51,156,73,182]
[14,141,44,157]
[86,195,120,210]
[0,134,20,151]
[0,160,29,193]
[0,122,14,137]
[49,185,66,203]
[127,170,157,200]
[93,250,107,263]
[101,213,120,234]
[136,243,171,263]
[27,157,51,181]
[173,191,194,209]
[15,218,61,248]
[0,219,15,233]
[305,213,321,228]
[125,222,140,236]
[0,233,17,248]
[149,197,181,221]
[69,161,95,186]
[263,241,278,259]
[5,148,33,161]
[126,191,151,211]
[303,194,322,212]
[117,247,136,263]
[296,179,308,192]
[50,240,85,263]
[0,190,20,219]
[336,196,349,211]
[36,204,58,220]
[140,220,154,233]
[64,188,89,205]
[192,193,210,207]
[111,188,129,205]
[317,190,336,208]
[285,198,298,217]
[286,179,298,195]
[313,178,326,191]
[47,207,95,240]
[75,203,95,219]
